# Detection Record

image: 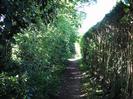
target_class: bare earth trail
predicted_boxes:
[58,60,86,99]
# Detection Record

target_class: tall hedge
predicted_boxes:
[81,2,133,99]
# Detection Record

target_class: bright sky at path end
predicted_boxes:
[78,0,117,35]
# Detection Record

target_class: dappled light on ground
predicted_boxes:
[1,0,133,99]
[58,60,86,99]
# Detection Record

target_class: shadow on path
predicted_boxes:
[58,60,86,99]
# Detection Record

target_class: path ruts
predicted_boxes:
[58,60,85,99]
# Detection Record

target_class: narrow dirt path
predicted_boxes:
[58,60,85,99]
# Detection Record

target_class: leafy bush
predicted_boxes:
[10,14,77,98]
[0,0,79,98]
[0,72,27,98]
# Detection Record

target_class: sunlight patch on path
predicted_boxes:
[68,42,82,61]
[69,0,117,61]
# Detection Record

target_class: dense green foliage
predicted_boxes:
[0,0,79,98]
[2,0,133,99]
[81,1,133,99]
[0,0,79,63]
